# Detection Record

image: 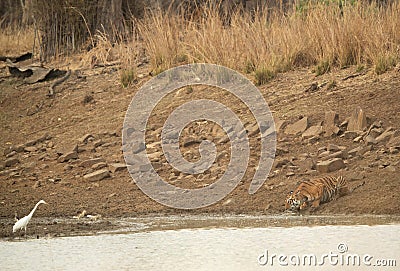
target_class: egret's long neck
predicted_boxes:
[28,202,42,218]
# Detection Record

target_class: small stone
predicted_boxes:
[79,134,94,144]
[364,135,378,146]
[353,136,363,143]
[299,157,316,171]
[92,162,107,170]
[83,169,110,182]
[389,147,399,154]
[80,158,106,167]
[275,159,290,168]
[305,136,319,144]
[302,126,323,139]
[5,157,19,167]
[364,135,378,145]
[132,142,146,154]
[58,151,78,163]
[347,107,367,131]
[274,119,288,133]
[318,151,331,158]
[376,129,395,144]
[322,150,348,161]
[327,144,341,152]
[348,146,371,157]
[385,166,396,172]
[93,139,103,148]
[343,131,359,140]
[285,117,309,135]
[316,158,346,173]
[33,180,41,188]
[24,146,38,152]
[5,151,17,158]
[323,111,340,137]
[286,172,295,177]
[368,128,383,138]
[24,139,37,147]
[109,163,127,173]
[47,141,54,148]
[64,164,73,171]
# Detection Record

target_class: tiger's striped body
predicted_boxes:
[285,176,363,211]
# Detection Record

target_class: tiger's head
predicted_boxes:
[285,191,308,211]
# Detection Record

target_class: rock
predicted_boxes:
[368,128,383,138]
[286,172,295,177]
[132,142,146,154]
[274,119,288,133]
[353,136,363,143]
[5,157,19,167]
[376,129,395,144]
[343,131,359,140]
[347,107,367,131]
[321,150,348,161]
[79,134,94,144]
[83,169,110,182]
[4,146,16,156]
[305,136,319,144]
[276,146,289,156]
[24,139,37,147]
[285,117,309,135]
[64,164,73,171]
[109,163,127,173]
[58,151,78,163]
[93,139,103,148]
[318,150,331,158]
[298,157,316,171]
[389,147,399,154]
[385,165,396,172]
[47,141,54,148]
[24,146,38,152]
[5,151,17,158]
[316,158,346,173]
[275,159,290,168]
[302,126,323,139]
[323,111,340,137]
[33,180,41,188]
[364,135,378,145]
[387,135,400,148]
[327,144,341,152]
[92,162,107,170]
[348,146,371,157]
[80,157,106,167]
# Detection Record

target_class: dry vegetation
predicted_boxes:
[1,1,399,83]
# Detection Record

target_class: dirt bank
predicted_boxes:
[1,62,399,238]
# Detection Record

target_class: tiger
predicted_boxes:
[285,175,365,212]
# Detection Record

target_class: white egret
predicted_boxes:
[13,200,48,235]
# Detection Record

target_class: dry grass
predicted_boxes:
[1,1,399,81]
[137,1,400,77]
[0,27,36,56]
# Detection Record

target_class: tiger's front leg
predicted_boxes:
[299,201,308,210]
[310,198,321,210]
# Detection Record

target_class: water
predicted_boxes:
[0,217,399,271]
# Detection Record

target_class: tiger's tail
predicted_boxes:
[349,181,365,193]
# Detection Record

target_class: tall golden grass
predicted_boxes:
[1,1,399,81]
[138,1,400,78]
[0,27,35,56]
